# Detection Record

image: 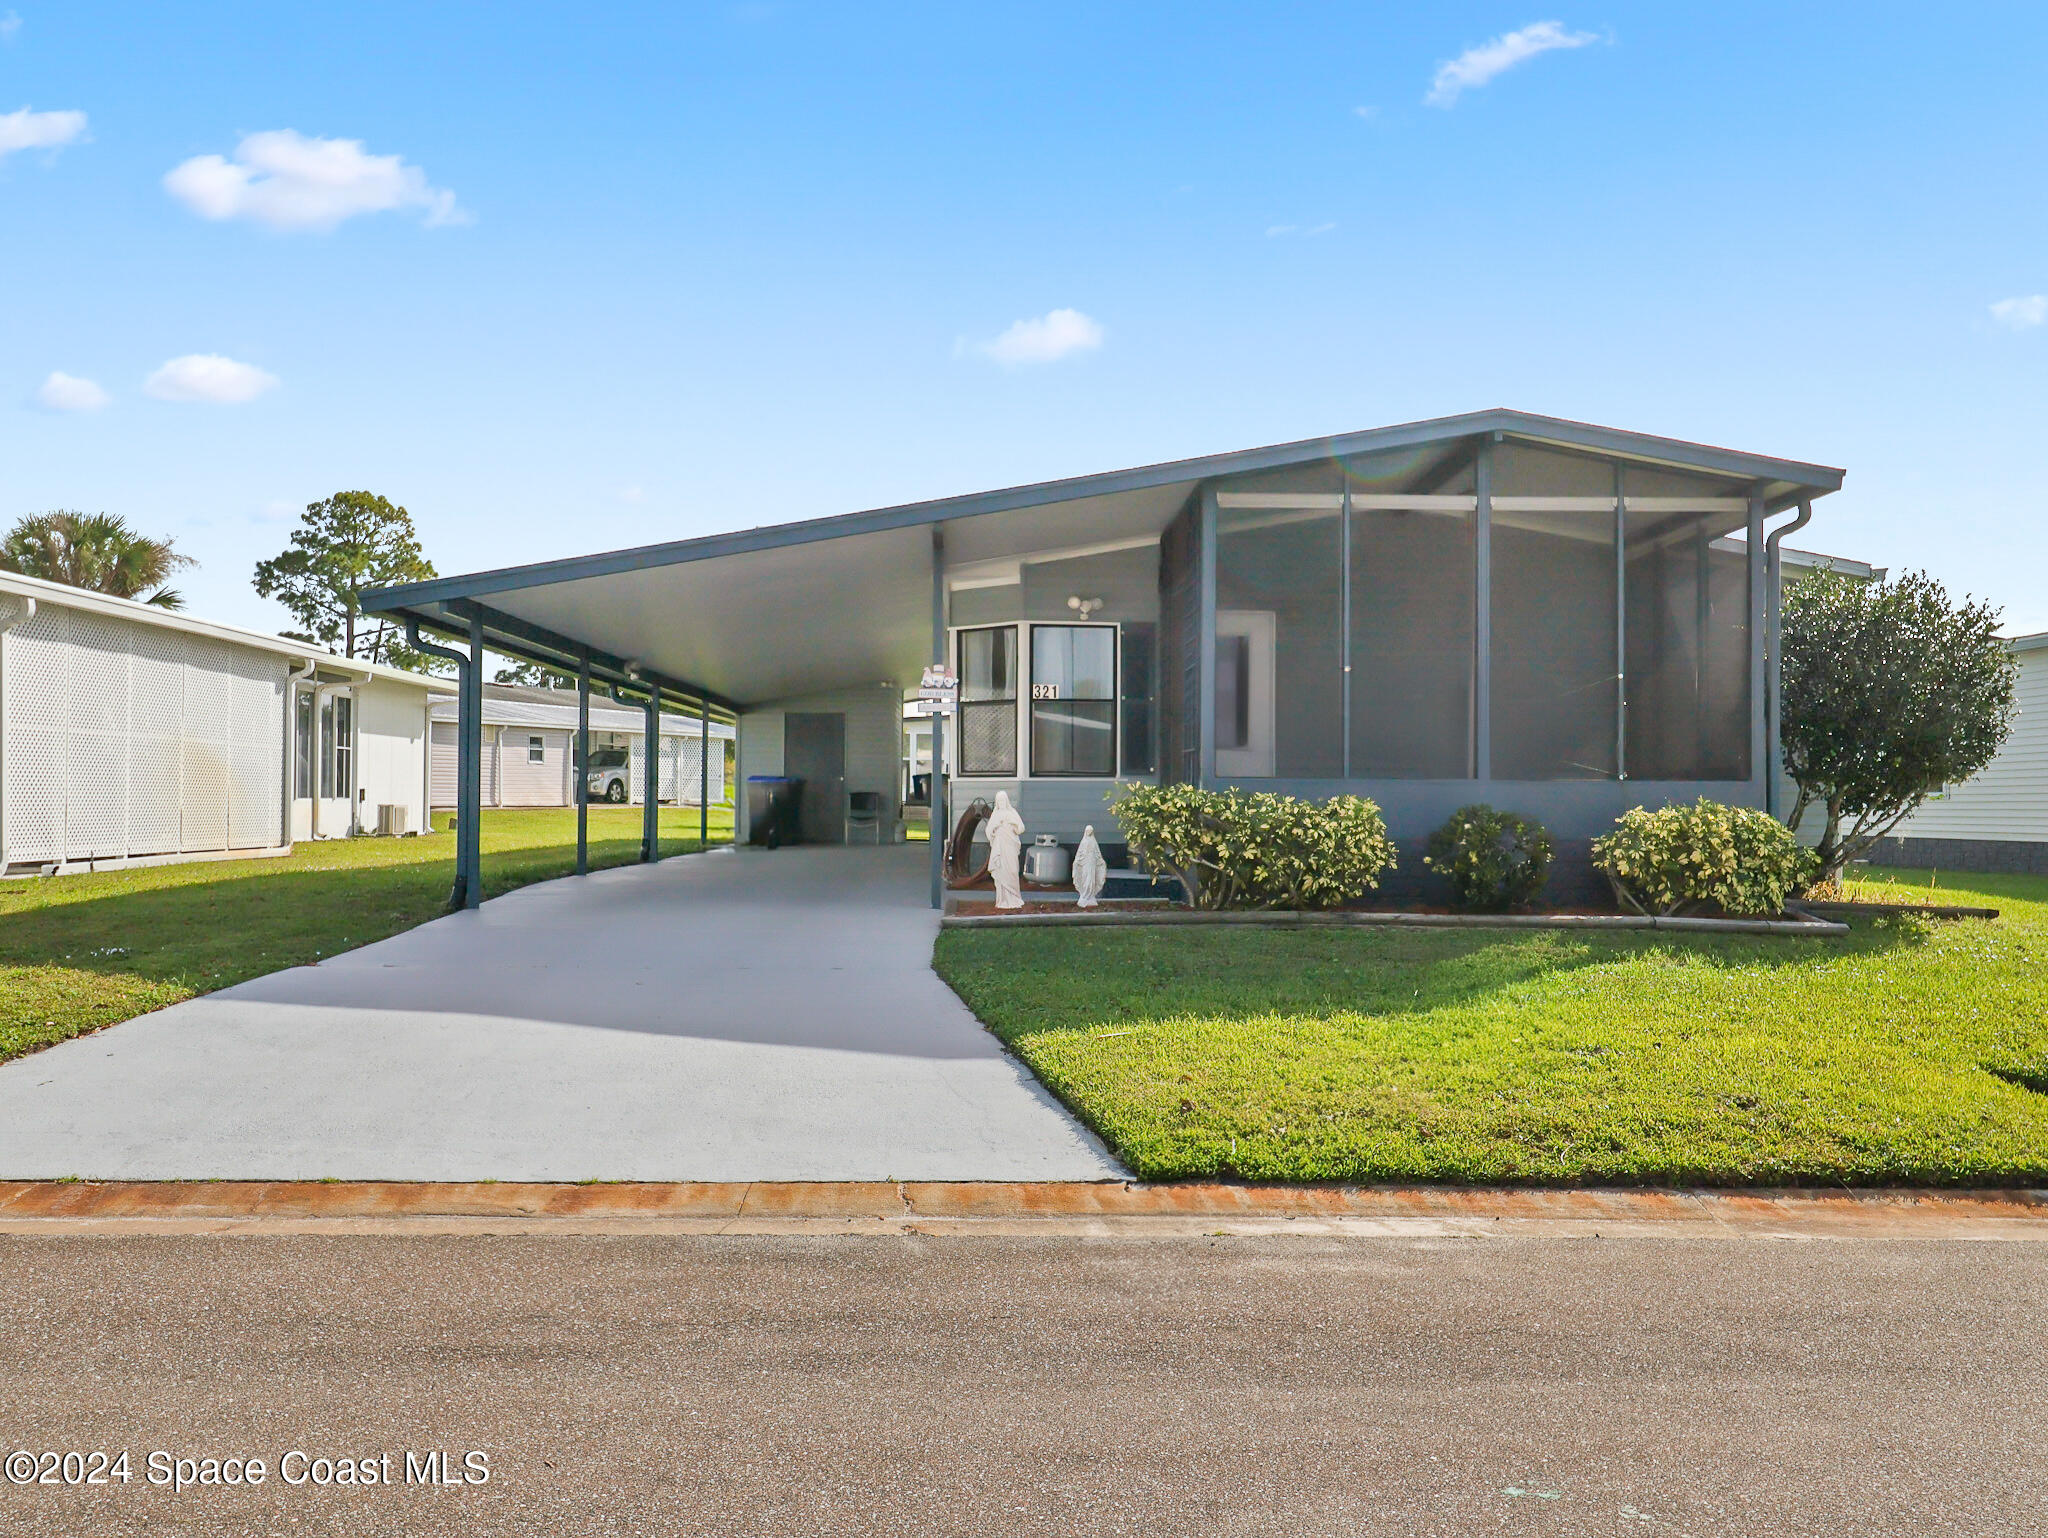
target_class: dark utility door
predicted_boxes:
[784,713,846,844]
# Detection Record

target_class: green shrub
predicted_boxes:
[1423,805,1554,911]
[1109,783,1398,910]
[1591,799,1818,918]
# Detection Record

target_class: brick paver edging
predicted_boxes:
[1,1181,2042,1238]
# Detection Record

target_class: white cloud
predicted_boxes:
[34,371,109,411]
[973,308,1105,365]
[144,354,280,404]
[1352,105,1379,120]
[0,106,87,158]
[164,130,465,232]
[0,13,21,42]
[1426,20,1599,107]
[618,484,645,504]
[1990,294,2047,331]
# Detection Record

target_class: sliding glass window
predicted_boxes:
[956,625,1017,776]
[1030,624,1117,776]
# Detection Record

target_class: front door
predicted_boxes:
[784,712,846,844]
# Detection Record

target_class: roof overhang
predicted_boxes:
[366,409,1845,711]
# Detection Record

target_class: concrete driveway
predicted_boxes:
[0,845,1122,1181]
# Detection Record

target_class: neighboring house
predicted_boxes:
[1871,630,2048,875]
[0,569,448,876]
[367,409,1847,902]
[426,682,732,809]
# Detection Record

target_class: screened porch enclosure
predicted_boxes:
[1183,435,1766,812]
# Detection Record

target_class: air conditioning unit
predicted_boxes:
[376,803,409,836]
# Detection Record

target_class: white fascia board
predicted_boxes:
[0,570,453,694]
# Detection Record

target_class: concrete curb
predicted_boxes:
[940,910,1850,937]
[1,1181,2042,1238]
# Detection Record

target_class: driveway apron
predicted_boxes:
[0,846,1124,1181]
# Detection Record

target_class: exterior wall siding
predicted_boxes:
[352,678,434,834]
[1,600,287,868]
[1883,644,2048,846]
[498,726,570,807]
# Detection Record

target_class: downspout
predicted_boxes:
[0,596,36,869]
[1762,498,1814,820]
[283,658,316,845]
[408,618,476,910]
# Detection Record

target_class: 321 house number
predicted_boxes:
[1030,684,1060,700]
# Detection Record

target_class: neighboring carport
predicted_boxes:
[0,844,1122,1180]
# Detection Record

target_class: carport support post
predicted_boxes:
[575,654,590,875]
[699,696,709,847]
[929,525,946,911]
[459,610,484,909]
[1747,489,1768,797]
[642,688,660,862]
[1473,439,1493,782]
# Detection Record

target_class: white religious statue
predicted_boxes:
[1072,825,1108,909]
[986,790,1027,910]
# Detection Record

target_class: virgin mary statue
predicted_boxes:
[986,790,1027,910]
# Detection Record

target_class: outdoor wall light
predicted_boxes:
[1066,595,1104,617]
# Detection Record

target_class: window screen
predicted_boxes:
[1490,509,1618,779]
[956,626,1017,776]
[319,697,335,798]
[332,696,354,800]
[529,735,546,763]
[1030,624,1117,776]
[1215,501,1343,777]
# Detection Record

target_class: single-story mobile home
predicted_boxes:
[0,570,450,875]
[364,410,1845,907]
[427,682,732,809]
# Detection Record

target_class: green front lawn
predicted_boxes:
[934,869,2048,1185]
[0,806,732,1064]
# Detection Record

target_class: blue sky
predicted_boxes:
[7,3,2047,632]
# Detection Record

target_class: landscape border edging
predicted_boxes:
[939,909,1849,937]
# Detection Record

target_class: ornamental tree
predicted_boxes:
[253,491,437,670]
[1780,569,2016,885]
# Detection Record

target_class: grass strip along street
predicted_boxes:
[0,807,731,1063]
[935,870,2048,1186]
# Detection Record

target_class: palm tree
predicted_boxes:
[0,511,195,608]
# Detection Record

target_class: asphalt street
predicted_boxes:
[2,1233,2042,1536]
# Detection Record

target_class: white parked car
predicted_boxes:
[586,746,631,803]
